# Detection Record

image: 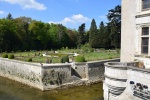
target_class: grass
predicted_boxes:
[84,51,120,61]
[0,49,120,63]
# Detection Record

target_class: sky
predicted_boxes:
[0,0,121,30]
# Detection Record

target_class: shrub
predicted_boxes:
[2,53,8,58]
[8,54,14,59]
[60,55,69,63]
[27,58,32,62]
[89,48,94,52]
[75,55,86,62]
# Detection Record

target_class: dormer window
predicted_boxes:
[142,0,150,10]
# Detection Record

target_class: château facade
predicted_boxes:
[103,0,150,100]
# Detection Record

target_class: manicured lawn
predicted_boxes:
[0,49,120,63]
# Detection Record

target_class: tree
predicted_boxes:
[57,24,70,48]
[6,13,13,20]
[98,21,111,48]
[89,19,98,48]
[14,16,32,50]
[77,23,86,48]
[29,20,50,50]
[0,19,20,52]
[66,29,77,48]
[107,5,121,48]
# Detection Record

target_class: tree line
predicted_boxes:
[0,5,121,52]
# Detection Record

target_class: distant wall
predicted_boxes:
[71,59,120,81]
[87,59,120,81]
[71,62,88,79]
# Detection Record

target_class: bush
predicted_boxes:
[27,58,32,62]
[2,53,8,58]
[75,55,86,62]
[60,55,69,63]
[8,54,14,59]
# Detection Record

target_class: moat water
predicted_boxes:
[0,77,103,100]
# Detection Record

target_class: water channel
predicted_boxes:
[0,76,103,100]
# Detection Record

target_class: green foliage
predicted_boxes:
[107,5,121,48]
[75,55,86,62]
[2,53,8,58]
[89,19,98,48]
[77,23,86,48]
[0,6,121,52]
[8,54,14,59]
[60,55,69,63]
[27,58,32,62]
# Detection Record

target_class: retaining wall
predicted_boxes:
[87,59,120,81]
[0,58,71,91]
[0,57,119,91]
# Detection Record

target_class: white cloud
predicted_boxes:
[1,0,47,10]
[72,14,90,23]
[49,14,91,25]
[0,10,5,14]
[61,17,75,25]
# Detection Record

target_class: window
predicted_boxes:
[141,27,149,54]
[142,0,150,10]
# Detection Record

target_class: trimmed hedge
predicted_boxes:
[27,58,32,62]
[75,55,86,62]
[60,55,69,63]
[2,53,8,58]
[8,54,14,59]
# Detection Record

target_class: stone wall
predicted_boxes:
[103,62,150,100]
[0,58,43,90]
[0,57,119,91]
[87,59,120,81]
[0,58,71,91]
[71,62,88,79]
[41,64,71,90]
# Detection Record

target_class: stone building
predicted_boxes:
[121,0,150,66]
[103,0,150,100]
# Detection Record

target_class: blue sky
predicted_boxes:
[0,0,121,30]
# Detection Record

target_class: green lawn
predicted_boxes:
[0,49,120,63]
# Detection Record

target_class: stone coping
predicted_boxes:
[87,58,120,64]
[104,62,128,69]
[0,57,41,67]
[104,61,150,73]
[128,66,150,73]
[105,61,138,68]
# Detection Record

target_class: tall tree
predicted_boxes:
[89,19,98,48]
[6,13,13,20]
[98,21,111,48]
[77,23,85,48]
[107,5,121,48]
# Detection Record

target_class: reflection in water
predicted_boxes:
[0,76,103,100]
